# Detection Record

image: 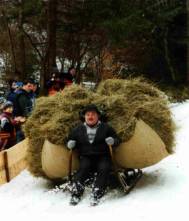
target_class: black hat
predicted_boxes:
[79,104,108,122]
[79,104,101,122]
[82,104,101,115]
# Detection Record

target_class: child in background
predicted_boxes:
[0,101,25,150]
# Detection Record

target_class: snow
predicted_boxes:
[1,101,189,221]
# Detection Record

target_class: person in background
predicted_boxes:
[7,82,23,116]
[6,80,17,103]
[14,82,24,92]
[46,72,64,96]
[29,81,38,107]
[14,79,36,142]
[61,66,76,86]
[0,97,6,111]
[66,104,120,206]
[0,101,25,150]
[14,79,36,118]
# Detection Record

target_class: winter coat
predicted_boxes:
[60,72,74,86]
[0,112,16,149]
[14,89,33,117]
[7,90,22,116]
[46,79,65,96]
[68,122,121,156]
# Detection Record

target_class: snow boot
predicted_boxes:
[70,194,81,205]
[90,188,105,206]
[69,181,84,206]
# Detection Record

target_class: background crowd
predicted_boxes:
[0,67,76,151]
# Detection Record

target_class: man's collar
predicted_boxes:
[84,121,101,128]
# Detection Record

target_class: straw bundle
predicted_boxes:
[24,78,175,179]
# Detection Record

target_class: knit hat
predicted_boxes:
[2,101,13,110]
[15,81,23,88]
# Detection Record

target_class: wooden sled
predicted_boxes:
[0,138,28,185]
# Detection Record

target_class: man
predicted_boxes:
[61,66,76,86]
[67,104,120,206]
[14,79,36,142]
[29,82,38,107]
[14,79,36,118]
[6,80,18,103]
[46,72,64,96]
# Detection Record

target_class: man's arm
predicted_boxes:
[67,127,78,141]
[107,125,121,147]
[66,126,79,149]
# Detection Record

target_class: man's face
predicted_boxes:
[11,82,17,89]
[24,83,35,92]
[85,111,99,126]
[32,84,37,92]
[70,68,76,76]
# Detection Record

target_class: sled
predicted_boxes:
[0,138,28,184]
[108,144,143,194]
[0,132,10,151]
[116,168,143,194]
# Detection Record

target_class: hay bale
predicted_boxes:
[97,78,175,153]
[115,119,169,168]
[25,85,98,178]
[24,79,175,180]
[41,139,79,179]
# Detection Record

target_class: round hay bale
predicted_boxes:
[24,79,175,180]
[41,139,79,179]
[97,78,175,154]
[115,119,168,169]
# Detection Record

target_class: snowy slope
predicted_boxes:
[0,102,189,221]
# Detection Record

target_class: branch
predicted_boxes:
[1,8,17,72]
[22,28,43,60]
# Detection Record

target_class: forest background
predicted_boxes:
[0,0,187,100]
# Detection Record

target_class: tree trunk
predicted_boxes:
[18,0,26,80]
[163,28,177,83]
[76,62,81,84]
[40,59,48,95]
[96,52,103,85]
[47,0,57,79]
[187,0,189,84]
[1,9,17,75]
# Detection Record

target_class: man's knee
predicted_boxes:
[79,156,91,171]
[97,159,112,173]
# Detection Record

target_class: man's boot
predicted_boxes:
[70,181,84,205]
[90,187,105,206]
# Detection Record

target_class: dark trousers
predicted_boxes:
[73,154,112,193]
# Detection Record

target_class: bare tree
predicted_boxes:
[17,0,26,80]
[47,0,57,77]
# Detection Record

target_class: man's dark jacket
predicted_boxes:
[14,89,33,117]
[68,122,121,156]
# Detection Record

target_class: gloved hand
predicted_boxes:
[105,137,114,146]
[67,140,76,150]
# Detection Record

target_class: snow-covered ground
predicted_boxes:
[1,102,189,221]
